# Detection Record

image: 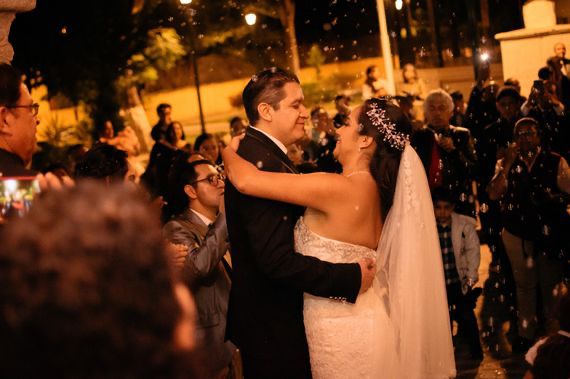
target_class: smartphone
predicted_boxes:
[0,177,40,221]
[533,80,545,93]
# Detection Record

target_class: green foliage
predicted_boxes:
[117,28,185,92]
[301,82,336,109]
[307,44,325,79]
[301,71,362,109]
[39,116,94,148]
[12,0,185,129]
[326,72,361,90]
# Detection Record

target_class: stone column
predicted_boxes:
[495,0,570,97]
[523,0,556,28]
[0,0,36,64]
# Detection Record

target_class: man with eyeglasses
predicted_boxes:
[488,117,570,353]
[0,63,39,177]
[162,154,236,379]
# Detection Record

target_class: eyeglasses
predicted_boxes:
[191,172,226,186]
[7,103,40,117]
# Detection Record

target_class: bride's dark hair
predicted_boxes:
[358,98,412,221]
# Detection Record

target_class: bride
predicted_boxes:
[223,98,456,378]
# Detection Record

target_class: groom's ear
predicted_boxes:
[258,102,273,122]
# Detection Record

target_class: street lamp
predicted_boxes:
[375,0,396,94]
[180,0,206,134]
[245,13,257,26]
[395,0,403,11]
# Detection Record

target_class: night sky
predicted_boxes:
[296,0,379,43]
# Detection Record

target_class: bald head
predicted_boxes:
[554,42,566,58]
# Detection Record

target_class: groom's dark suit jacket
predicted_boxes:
[225,127,361,378]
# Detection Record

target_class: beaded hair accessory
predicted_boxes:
[364,101,409,151]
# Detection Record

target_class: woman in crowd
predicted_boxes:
[167,121,192,153]
[362,65,388,100]
[398,63,427,100]
[195,133,222,165]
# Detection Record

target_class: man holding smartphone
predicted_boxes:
[0,63,39,177]
[411,89,478,219]
[521,67,568,161]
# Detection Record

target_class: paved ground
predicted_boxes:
[455,245,528,378]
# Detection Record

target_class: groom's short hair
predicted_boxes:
[242,67,300,126]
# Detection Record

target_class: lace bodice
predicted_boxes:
[294,217,376,264]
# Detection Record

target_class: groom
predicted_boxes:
[225,68,376,378]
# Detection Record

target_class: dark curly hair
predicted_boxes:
[358,98,412,221]
[74,143,129,182]
[0,183,202,378]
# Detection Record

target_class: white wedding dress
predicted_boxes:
[295,144,456,379]
[295,217,397,379]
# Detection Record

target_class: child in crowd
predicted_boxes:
[433,187,483,359]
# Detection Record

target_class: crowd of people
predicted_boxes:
[0,42,569,379]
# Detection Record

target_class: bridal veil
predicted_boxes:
[376,144,456,378]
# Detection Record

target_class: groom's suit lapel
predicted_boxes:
[245,127,299,174]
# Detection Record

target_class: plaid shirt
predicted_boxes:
[437,223,460,286]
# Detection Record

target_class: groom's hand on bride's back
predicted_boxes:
[358,257,376,294]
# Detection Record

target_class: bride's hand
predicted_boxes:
[228,132,246,152]
[222,132,257,193]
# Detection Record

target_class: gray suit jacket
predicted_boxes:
[450,212,480,293]
[163,210,235,374]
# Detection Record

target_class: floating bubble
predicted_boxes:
[256,161,263,169]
